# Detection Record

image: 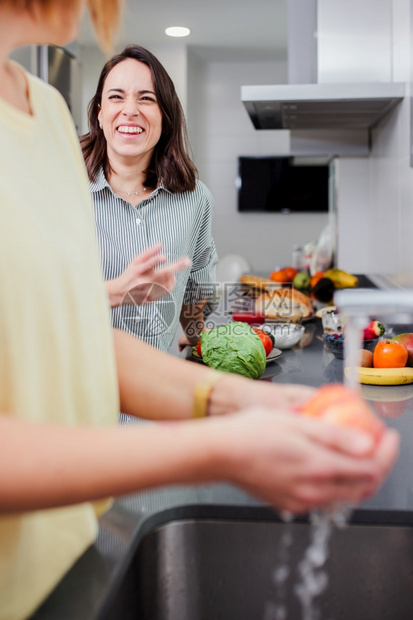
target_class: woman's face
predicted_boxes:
[98,58,163,168]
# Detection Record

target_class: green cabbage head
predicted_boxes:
[200,322,266,379]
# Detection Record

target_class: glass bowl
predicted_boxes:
[324,333,380,359]
[324,333,345,359]
[322,309,344,335]
[260,323,305,350]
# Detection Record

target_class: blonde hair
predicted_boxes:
[0,0,123,52]
[87,0,123,52]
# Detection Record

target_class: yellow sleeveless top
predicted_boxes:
[0,68,119,620]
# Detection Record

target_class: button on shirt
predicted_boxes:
[90,168,218,352]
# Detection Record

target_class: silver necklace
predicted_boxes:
[111,185,147,197]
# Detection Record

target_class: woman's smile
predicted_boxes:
[117,124,144,135]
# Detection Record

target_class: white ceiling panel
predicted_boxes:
[78,0,288,61]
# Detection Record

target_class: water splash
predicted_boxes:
[264,511,294,620]
[342,314,367,391]
[265,505,353,620]
[294,510,333,620]
[265,314,367,619]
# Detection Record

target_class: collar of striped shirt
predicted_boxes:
[89,167,171,196]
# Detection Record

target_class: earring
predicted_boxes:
[99,122,102,129]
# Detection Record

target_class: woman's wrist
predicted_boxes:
[105,279,125,307]
[207,373,246,417]
[193,370,225,418]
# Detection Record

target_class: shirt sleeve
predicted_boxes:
[183,182,218,306]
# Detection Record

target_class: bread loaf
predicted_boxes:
[255,288,313,321]
[239,274,272,290]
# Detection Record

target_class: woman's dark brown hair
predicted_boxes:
[80,44,197,193]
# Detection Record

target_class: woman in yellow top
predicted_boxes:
[0,1,399,619]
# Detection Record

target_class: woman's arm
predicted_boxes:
[113,328,315,420]
[0,329,399,515]
[178,299,206,348]
[0,408,399,515]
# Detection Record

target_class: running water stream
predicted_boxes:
[264,506,353,620]
[342,315,368,391]
[264,316,367,620]
[264,511,294,620]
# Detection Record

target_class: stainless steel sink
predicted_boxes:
[97,505,413,620]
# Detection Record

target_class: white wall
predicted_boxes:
[318,0,393,83]
[79,45,106,135]
[322,0,413,275]
[187,55,328,273]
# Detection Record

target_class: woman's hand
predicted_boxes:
[211,408,399,514]
[106,243,191,307]
[178,333,192,351]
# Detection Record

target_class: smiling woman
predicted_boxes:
[80,45,218,353]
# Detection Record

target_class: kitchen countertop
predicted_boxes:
[31,274,413,619]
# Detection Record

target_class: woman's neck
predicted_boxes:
[107,160,155,206]
[108,161,150,195]
[0,59,32,115]
[0,7,37,115]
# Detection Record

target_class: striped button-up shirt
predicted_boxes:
[90,168,218,352]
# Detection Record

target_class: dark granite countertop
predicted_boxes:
[31,275,413,619]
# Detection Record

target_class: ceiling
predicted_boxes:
[78,0,288,62]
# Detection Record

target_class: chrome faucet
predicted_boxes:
[334,288,413,325]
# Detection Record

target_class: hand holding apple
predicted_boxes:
[299,383,385,447]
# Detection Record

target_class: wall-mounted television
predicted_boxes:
[237,156,331,214]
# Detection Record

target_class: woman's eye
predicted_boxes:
[109,95,122,100]
[139,96,156,103]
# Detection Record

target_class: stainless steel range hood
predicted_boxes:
[241,82,405,131]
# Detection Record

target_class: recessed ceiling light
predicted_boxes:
[165,26,191,38]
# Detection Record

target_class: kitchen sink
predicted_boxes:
[97,505,413,620]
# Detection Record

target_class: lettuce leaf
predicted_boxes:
[200,322,266,379]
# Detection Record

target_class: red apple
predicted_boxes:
[300,383,385,445]
[391,333,413,367]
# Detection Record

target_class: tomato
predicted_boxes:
[196,341,202,357]
[269,269,288,283]
[373,339,408,368]
[283,267,299,282]
[270,267,298,283]
[253,328,273,356]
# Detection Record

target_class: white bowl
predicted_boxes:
[259,323,305,350]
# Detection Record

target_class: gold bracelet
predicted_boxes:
[193,370,224,418]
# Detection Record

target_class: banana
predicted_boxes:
[324,269,359,289]
[344,366,413,385]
